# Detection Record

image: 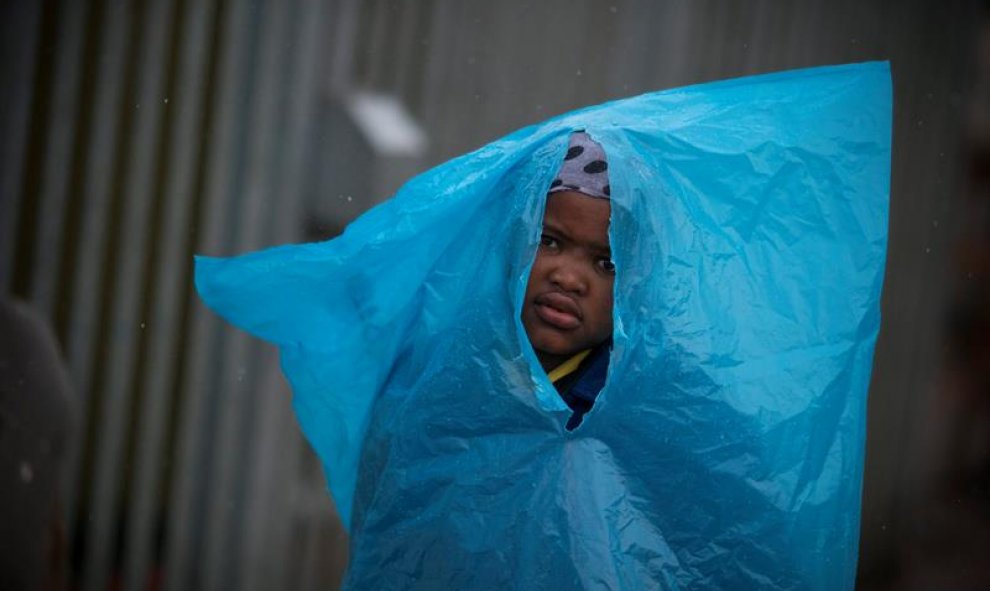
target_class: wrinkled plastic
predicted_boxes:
[195,62,892,590]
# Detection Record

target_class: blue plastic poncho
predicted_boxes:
[196,62,892,590]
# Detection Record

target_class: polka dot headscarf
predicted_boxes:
[548,131,610,200]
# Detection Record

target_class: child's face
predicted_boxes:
[522,191,614,371]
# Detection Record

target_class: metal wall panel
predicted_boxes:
[0,1,43,291]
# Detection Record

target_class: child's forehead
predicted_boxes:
[543,191,611,250]
[545,190,610,215]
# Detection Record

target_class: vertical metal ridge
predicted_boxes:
[328,0,360,94]
[29,0,90,321]
[120,0,196,586]
[154,0,225,584]
[350,0,378,88]
[145,0,223,586]
[241,2,332,589]
[75,0,181,588]
[60,9,133,545]
[365,0,393,90]
[60,0,109,577]
[79,0,151,587]
[399,0,434,118]
[11,0,60,299]
[201,0,293,586]
[223,41,296,591]
[0,1,43,291]
[389,0,419,101]
[193,0,267,585]
[161,0,250,588]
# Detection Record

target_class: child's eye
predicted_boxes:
[539,234,559,249]
[598,258,616,274]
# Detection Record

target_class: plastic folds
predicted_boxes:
[196,63,892,590]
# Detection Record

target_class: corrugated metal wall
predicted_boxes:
[2,0,341,589]
[0,1,981,590]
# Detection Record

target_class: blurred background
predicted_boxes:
[1,0,987,589]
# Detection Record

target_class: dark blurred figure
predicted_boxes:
[891,5,990,590]
[0,297,73,591]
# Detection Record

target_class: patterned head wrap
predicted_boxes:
[548,131,610,200]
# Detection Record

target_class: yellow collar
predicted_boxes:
[547,349,592,384]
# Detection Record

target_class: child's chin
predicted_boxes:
[528,339,581,373]
[533,340,581,359]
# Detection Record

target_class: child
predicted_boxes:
[196,63,892,590]
[523,132,613,430]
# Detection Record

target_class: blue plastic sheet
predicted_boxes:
[196,62,892,590]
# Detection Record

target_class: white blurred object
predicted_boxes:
[310,92,428,233]
[347,92,427,157]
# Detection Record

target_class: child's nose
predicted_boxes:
[549,262,587,294]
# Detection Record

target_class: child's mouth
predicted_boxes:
[534,293,581,329]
